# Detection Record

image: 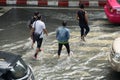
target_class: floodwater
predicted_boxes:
[1,8,120,80]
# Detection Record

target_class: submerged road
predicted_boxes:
[0,7,120,80]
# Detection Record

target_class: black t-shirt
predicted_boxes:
[28,17,36,29]
[77,10,87,25]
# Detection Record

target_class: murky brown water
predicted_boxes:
[22,22,120,80]
[1,8,120,80]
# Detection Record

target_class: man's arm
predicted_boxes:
[67,30,70,40]
[43,29,48,36]
[85,11,88,25]
[30,27,35,39]
[76,11,79,20]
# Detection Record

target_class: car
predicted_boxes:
[0,51,35,80]
[108,37,120,72]
[104,0,120,23]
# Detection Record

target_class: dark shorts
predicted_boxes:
[34,33,43,48]
[36,38,43,48]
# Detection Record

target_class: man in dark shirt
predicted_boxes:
[76,4,90,41]
[29,12,39,48]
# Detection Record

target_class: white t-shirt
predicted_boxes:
[32,20,46,38]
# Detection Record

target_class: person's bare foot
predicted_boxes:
[81,36,85,42]
[68,54,70,56]
[58,55,60,58]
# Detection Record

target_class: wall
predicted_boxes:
[0,0,106,7]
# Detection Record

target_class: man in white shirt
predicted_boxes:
[31,15,48,59]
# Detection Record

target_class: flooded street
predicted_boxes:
[1,7,120,80]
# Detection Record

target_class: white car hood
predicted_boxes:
[113,37,120,53]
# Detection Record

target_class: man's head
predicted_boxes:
[79,4,84,9]
[37,14,42,20]
[62,21,67,26]
[34,11,39,16]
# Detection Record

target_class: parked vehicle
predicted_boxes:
[0,51,35,80]
[109,37,120,72]
[104,0,120,23]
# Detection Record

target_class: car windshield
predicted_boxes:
[10,59,28,79]
[117,0,120,3]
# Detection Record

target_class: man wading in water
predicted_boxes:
[76,4,90,41]
[56,21,70,58]
[31,15,48,59]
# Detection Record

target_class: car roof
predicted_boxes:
[0,51,21,75]
[108,0,120,8]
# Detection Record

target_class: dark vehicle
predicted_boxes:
[0,51,35,80]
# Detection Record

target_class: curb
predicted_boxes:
[0,7,11,16]
[0,0,106,7]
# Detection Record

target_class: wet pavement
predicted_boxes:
[0,7,120,80]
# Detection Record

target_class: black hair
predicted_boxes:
[62,21,67,26]
[37,14,42,20]
[79,4,84,9]
[34,11,39,16]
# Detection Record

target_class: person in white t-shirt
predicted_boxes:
[31,15,48,59]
